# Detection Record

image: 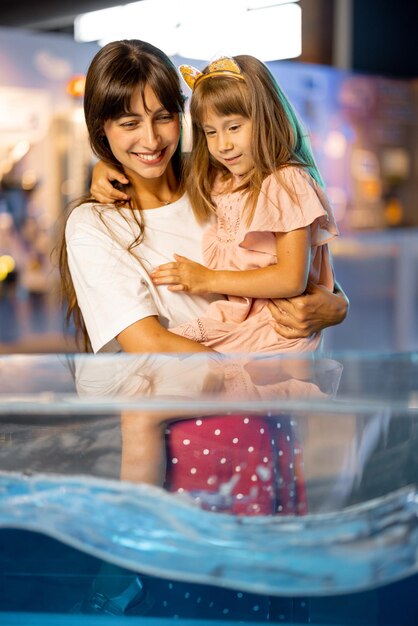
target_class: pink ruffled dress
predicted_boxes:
[173,166,339,353]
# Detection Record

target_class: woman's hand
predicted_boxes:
[151,254,214,294]
[90,160,129,203]
[268,281,349,339]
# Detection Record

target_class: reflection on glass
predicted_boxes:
[1,353,418,599]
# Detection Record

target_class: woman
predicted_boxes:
[59,38,348,506]
[59,39,348,355]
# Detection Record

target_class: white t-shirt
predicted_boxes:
[66,194,221,353]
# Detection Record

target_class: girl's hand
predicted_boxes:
[151,254,214,294]
[90,160,130,203]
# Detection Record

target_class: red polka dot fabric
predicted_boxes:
[165,414,307,516]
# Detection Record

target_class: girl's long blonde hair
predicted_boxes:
[186,54,324,224]
[57,39,185,351]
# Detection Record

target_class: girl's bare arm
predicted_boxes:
[152,227,311,299]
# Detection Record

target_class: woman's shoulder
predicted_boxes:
[66,200,116,239]
[70,198,115,217]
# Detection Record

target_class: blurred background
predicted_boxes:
[0,0,417,354]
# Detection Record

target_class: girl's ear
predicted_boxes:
[179,65,202,91]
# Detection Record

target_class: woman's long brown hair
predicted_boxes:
[56,39,185,351]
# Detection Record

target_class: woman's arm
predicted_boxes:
[90,160,130,203]
[152,227,311,299]
[117,315,214,353]
[267,281,349,339]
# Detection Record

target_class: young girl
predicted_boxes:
[151,55,339,354]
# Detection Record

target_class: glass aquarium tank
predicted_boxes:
[0,351,418,625]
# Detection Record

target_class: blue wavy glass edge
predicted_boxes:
[1,471,418,597]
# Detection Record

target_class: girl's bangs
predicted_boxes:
[193,79,251,123]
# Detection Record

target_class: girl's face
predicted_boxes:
[104,84,180,182]
[201,108,253,176]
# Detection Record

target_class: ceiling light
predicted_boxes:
[75,1,301,62]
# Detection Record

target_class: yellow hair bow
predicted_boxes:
[179,57,245,91]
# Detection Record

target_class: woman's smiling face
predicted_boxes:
[103,84,180,181]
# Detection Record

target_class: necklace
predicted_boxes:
[156,186,180,206]
[132,186,180,210]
